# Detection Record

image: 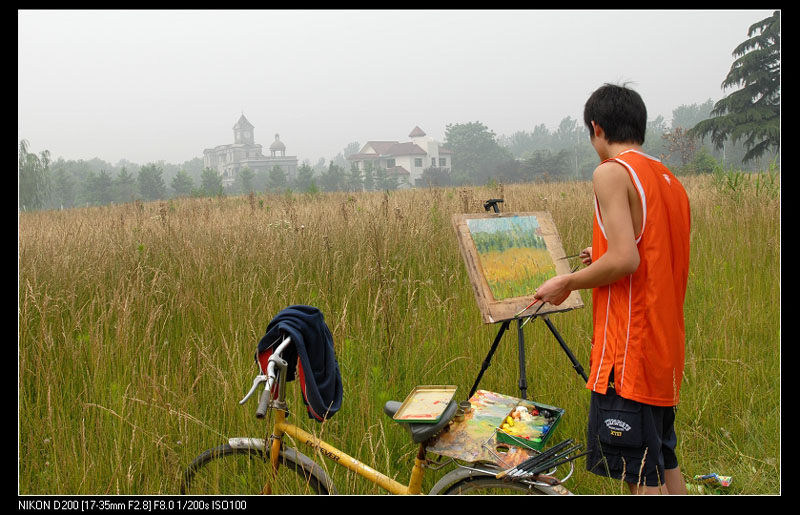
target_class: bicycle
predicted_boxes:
[180,334,580,495]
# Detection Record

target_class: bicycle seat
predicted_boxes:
[383,400,458,444]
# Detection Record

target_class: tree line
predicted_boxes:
[19,12,779,211]
[17,103,777,212]
[471,228,547,255]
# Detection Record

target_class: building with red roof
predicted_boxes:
[347,126,453,187]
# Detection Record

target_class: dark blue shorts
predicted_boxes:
[586,386,679,487]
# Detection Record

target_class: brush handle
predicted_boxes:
[495,438,574,478]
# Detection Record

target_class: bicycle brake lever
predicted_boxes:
[240,374,268,405]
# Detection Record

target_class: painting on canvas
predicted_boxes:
[453,211,583,324]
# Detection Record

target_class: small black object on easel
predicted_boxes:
[468,199,588,401]
[483,199,504,213]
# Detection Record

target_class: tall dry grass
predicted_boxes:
[18,173,780,495]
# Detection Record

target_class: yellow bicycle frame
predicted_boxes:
[269,409,427,495]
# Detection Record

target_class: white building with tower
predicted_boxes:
[203,114,298,187]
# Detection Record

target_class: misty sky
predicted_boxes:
[18,9,777,167]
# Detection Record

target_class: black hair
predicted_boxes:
[583,83,647,145]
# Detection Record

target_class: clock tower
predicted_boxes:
[233,114,255,145]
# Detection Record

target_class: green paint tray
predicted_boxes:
[496,400,564,451]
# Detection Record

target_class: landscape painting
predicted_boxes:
[466,215,555,301]
[453,211,583,324]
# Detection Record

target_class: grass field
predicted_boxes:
[480,246,556,300]
[18,171,780,495]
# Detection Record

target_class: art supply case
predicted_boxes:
[496,400,564,451]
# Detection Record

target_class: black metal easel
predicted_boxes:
[468,199,588,400]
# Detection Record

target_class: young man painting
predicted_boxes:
[533,83,691,494]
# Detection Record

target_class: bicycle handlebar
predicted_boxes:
[256,388,271,418]
[240,335,292,416]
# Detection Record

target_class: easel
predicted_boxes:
[468,199,588,400]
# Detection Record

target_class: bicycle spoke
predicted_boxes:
[181,444,329,495]
[443,476,550,495]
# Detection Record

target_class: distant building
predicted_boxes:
[347,126,453,187]
[203,114,298,187]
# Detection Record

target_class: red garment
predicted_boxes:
[588,150,691,407]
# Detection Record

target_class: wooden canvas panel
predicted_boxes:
[453,211,583,324]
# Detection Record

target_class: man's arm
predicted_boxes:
[534,161,640,305]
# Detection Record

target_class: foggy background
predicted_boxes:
[18,9,775,166]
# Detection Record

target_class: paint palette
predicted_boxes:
[426,390,559,467]
[496,401,564,451]
[393,385,457,423]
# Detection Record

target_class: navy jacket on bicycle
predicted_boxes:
[256,305,343,421]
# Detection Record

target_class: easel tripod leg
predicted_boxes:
[469,315,588,401]
[542,316,588,382]
[468,320,510,399]
[517,319,528,399]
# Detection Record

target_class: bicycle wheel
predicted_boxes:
[441,476,549,495]
[431,468,571,495]
[181,441,334,495]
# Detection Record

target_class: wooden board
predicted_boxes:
[427,390,560,467]
[452,211,583,324]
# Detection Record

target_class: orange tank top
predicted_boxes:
[588,149,691,407]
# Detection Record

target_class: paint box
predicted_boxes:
[496,400,564,451]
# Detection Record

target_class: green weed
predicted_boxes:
[18,173,780,495]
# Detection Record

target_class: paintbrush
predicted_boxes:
[508,445,585,479]
[495,439,574,479]
[513,444,583,476]
[510,443,581,476]
[514,297,545,318]
[515,251,585,320]
[519,301,546,328]
[523,449,590,477]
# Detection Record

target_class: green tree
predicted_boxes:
[643,115,669,160]
[318,161,345,192]
[138,164,167,201]
[18,140,51,210]
[239,167,255,194]
[671,99,715,130]
[200,167,223,197]
[521,149,572,182]
[373,166,398,191]
[171,170,194,197]
[295,162,316,192]
[690,11,780,163]
[444,121,513,185]
[51,168,75,209]
[492,160,525,184]
[362,161,375,191]
[180,157,204,179]
[553,116,579,151]
[267,165,288,192]
[115,167,138,203]
[48,158,88,206]
[553,116,593,178]
[346,162,363,192]
[312,157,327,177]
[343,141,361,158]
[93,169,114,205]
[685,146,722,176]
[420,167,452,187]
[502,130,536,158]
[253,169,269,192]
